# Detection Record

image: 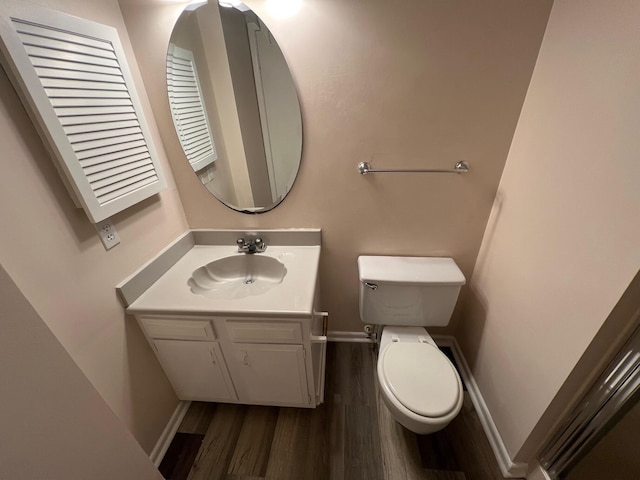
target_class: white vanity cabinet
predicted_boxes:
[119,231,327,409]
[136,313,326,408]
[139,316,236,402]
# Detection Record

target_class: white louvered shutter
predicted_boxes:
[0,2,167,223]
[167,44,217,172]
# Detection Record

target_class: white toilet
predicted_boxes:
[358,255,466,434]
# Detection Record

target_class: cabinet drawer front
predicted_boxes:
[226,320,302,344]
[141,317,215,340]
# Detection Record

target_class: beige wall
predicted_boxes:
[0,0,188,452]
[0,266,162,479]
[119,0,552,333]
[460,0,640,461]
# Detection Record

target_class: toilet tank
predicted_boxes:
[358,256,465,327]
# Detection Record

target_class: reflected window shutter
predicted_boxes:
[167,44,217,172]
[0,3,167,223]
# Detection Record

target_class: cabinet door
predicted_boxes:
[232,343,310,407]
[153,339,236,402]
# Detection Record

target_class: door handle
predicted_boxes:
[242,351,250,366]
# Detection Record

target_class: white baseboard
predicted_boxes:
[149,400,191,467]
[432,335,528,478]
[326,330,375,343]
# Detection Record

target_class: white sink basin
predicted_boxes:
[188,254,287,299]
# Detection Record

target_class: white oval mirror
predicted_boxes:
[167,2,302,213]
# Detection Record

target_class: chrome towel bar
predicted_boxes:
[357,160,469,175]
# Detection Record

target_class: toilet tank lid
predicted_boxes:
[358,256,465,285]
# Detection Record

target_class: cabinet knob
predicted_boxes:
[242,351,250,366]
[209,349,216,365]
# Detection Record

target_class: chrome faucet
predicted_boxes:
[236,237,267,254]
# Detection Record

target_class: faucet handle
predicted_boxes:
[236,237,245,246]
[254,237,267,252]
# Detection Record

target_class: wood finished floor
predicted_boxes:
[159,343,508,480]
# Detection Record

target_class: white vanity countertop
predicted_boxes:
[126,244,321,317]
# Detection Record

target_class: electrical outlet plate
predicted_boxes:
[95,219,120,251]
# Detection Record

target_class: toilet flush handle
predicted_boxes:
[365,282,378,290]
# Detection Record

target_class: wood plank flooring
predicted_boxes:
[159,342,508,480]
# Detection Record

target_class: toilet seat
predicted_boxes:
[380,342,460,418]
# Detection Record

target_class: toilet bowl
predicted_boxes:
[358,255,466,434]
[376,326,463,434]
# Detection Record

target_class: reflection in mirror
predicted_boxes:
[168,2,302,213]
[167,44,218,172]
